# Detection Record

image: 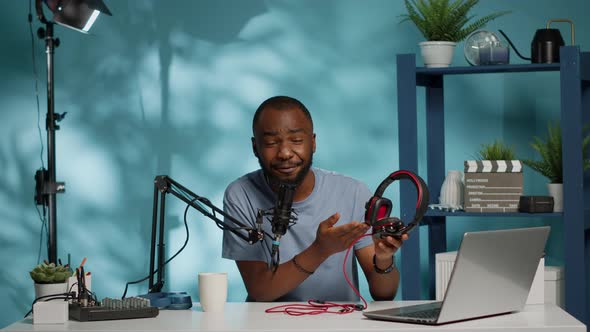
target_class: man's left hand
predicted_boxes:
[373,233,408,260]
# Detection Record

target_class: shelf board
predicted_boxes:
[416,63,560,76]
[425,210,563,218]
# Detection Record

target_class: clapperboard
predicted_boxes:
[464,160,523,213]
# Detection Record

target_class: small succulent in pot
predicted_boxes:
[30,262,73,284]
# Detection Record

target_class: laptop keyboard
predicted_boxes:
[399,307,441,320]
[363,302,442,324]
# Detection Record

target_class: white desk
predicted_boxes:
[2,302,585,332]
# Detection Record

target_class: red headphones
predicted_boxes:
[364,170,429,238]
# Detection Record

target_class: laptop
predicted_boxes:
[363,226,550,325]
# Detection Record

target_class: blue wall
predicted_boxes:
[1,0,588,328]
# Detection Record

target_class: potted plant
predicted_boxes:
[522,123,590,212]
[464,140,523,212]
[30,262,73,300]
[401,0,510,67]
[475,139,516,160]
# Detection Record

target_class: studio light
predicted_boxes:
[33,0,112,264]
[37,0,112,33]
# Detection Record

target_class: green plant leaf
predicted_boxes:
[523,122,570,184]
[401,0,510,42]
[29,262,73,284]
[476,140,515,160]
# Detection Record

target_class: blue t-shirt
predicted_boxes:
[222,167,373,301]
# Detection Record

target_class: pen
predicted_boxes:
[79,257,87,268]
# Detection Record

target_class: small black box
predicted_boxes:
[518,196,554,213]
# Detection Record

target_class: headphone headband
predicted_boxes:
[375,170,428,219]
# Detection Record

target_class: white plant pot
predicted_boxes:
[547,183,563,212]
[419,41,457,68]
[34,282,68,301]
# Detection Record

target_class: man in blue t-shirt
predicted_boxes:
[222,96,407,302]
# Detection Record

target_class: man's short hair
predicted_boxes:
[252,96,313,134]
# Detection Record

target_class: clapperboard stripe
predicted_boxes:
[464,160,523,173]
[511,160,522,172]
[466,160,478,172]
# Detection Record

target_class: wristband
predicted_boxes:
[373,254,395,274]
[292,255,314,275]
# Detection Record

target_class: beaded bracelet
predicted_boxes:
[292,255,314,275]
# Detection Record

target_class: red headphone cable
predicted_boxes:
[265,233,370,316]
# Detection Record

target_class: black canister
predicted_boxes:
[531,28,565,63]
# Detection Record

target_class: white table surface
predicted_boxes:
[2,301,585,332]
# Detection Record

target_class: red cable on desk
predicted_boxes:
[265,299,359,316]
[265,234,370,316]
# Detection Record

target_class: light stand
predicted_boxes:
[34,2,66,264]
[142,175,266,308]
[33,0,111,264]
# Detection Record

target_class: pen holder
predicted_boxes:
[67,273,91,299]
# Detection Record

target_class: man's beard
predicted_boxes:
[259,155,313,187]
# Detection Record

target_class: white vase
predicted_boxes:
[419,41,457,68]
[547,183,563,212]
[439,170,464,207]
[34,282,68,301]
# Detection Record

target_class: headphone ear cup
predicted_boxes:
[365,197,392,225]
[372,217,404,238]
[365,197,379,225]
[375,198,392,221]
[373,217,403,228]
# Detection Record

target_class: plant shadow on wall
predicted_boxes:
[0,0,267,323]
[400,0,510,67]
[0,130,49,320]
[0,11,59,311]
[67,0,268,295]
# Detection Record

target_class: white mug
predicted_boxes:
[198,272,227,312]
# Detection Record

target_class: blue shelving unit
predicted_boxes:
[396,46,590,324]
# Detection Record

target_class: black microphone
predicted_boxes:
[271,183,296,238]
[269,183,296,271]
